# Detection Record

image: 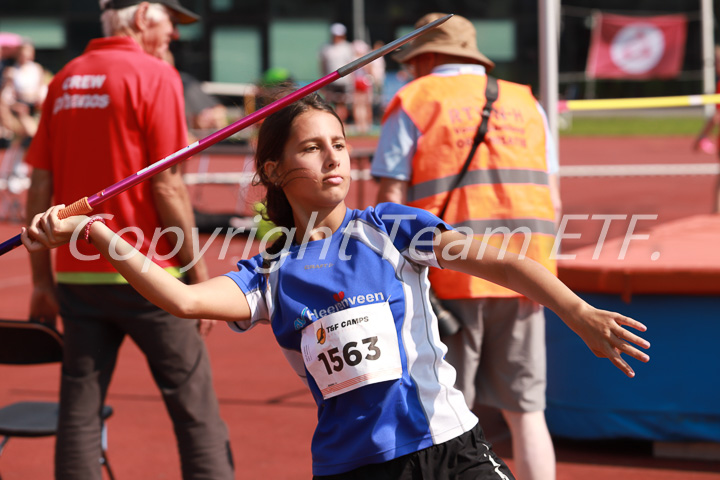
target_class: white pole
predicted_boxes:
[701,0,715,117]
[539,0,560,154]
[353,0,366,43]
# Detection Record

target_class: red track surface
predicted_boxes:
[1,136,719,479]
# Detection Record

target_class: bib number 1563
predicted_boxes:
[301,301,402,399]
[317,336,381,375]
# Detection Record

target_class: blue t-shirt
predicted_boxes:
[224,203,477,475]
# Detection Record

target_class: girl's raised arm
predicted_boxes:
[434,229,650,378]
[22,205,251,323]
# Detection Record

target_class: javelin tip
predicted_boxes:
[337,13,454,78]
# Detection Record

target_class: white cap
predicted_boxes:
[330,23,347,37]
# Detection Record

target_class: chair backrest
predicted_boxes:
[0,319,63,365]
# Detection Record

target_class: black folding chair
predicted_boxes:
[0,319,115,479]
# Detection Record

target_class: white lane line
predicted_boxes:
[182,163,720,186]
[559,163,720,177]
[0,275,31,289]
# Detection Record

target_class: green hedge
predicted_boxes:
[559,116,707,136]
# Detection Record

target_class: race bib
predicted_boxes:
[301,301,402,399]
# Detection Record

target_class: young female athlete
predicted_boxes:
[23,93,650,479]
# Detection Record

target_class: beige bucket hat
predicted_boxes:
[393,13,495,72]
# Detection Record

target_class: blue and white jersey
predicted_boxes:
[224,203,478,475]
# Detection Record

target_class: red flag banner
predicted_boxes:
[586,13,687,79]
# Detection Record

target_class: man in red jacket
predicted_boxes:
[25,2,234,478]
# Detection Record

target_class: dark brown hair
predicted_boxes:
[253,92,344,231]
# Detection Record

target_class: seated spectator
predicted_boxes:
[0,33,22,146]
[0,39,47,189]
[1,40,47,142]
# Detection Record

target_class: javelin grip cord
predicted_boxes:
[58,197,93,219]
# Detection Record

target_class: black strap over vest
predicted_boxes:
[437,76,499,220]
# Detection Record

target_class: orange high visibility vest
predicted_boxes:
[388,73,557,299]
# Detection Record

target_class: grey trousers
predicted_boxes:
[442,297,547,413]
[56,283,234,480]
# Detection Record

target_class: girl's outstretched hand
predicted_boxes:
[562,303,650,378]
[22,205,88,252]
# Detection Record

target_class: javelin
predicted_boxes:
[0,14,452,257]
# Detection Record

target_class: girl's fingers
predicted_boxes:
[612,340,650,363]
[21,227,43,252]
[48,205,68,244]
[34,210,54,245]
[24,205,71,249]
[45,207,60,245]
[612,313,647,333]
[580,309,650,377]
[32,212,49,240]
[603,324,651,376]
[613,326,651,350]
[609,355,635,378]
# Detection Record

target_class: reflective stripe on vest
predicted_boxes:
[408,168,550,204]
[393,72,557,298]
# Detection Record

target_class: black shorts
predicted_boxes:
[313,423,514,480]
